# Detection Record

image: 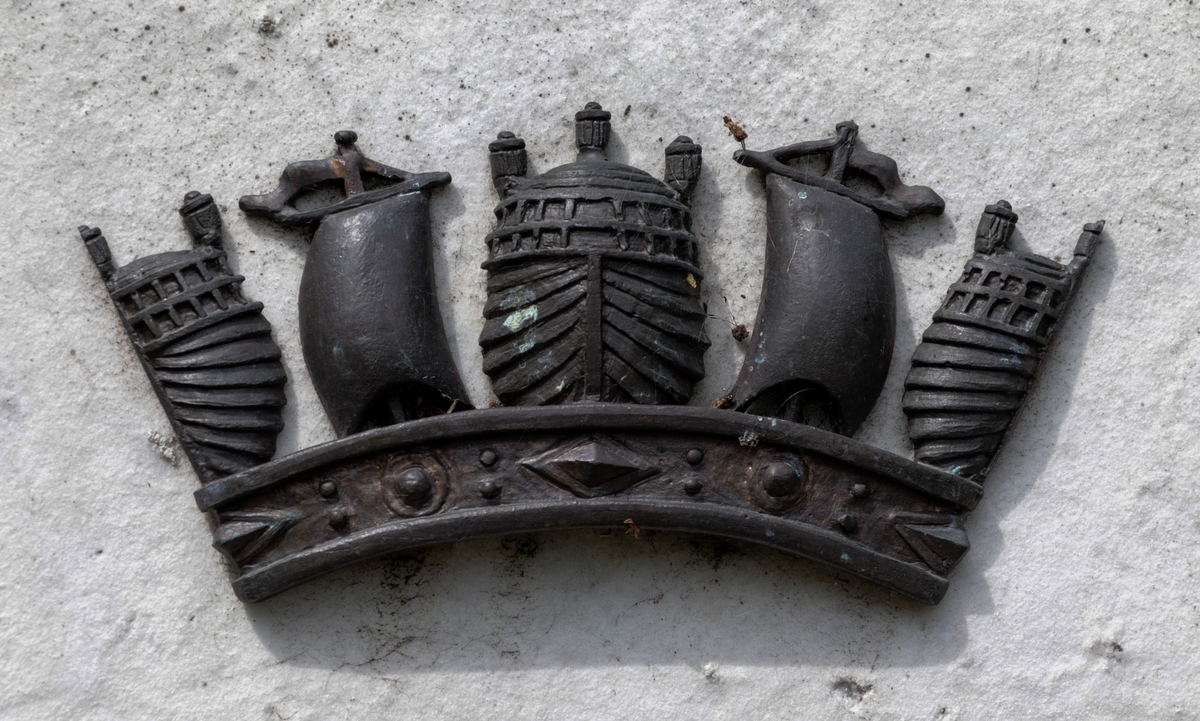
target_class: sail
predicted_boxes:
[731,176,894,434]
[297,191,470,435]
[239,132,470,436]
[729,122,944,435]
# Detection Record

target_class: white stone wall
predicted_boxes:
[2,0,1197,718]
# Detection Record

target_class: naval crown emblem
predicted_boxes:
[80,102,1104,605]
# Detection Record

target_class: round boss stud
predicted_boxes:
[381,457,449,518]
[749,456,809,513]
[396,468,434,507]
[762,461,802,498]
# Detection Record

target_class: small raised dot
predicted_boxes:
[329,509,348,529]
[683,478,703,495]
[479,479,502,500]
[850,483,870,499]
[479,449,498,467]
[685,449,704,465]
[837,513,858,533]
[319,481,338,498]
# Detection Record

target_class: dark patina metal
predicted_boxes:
[194,405,979,604]
[80,192,287,484]
[481,103,709,405]
[730,121,945,434]
[903,201,1103,480]
[81,104,1104,606]
[240,132,471,436]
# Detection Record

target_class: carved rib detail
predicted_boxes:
[481,256,709,406]
[903,319,1039,480]
[152,312,287,480]
[903,256,1072,479]
[903,208,1101,482]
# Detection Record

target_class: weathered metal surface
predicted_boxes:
[80,192,287,483]
[195,405,980,604]
[240,132,471,436]
[730,122,945,435]
[78,105,1105,607]
[903,201,1103,480]
[480,103,710,405]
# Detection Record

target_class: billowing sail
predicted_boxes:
[240,131,471,436]
[729,122,944,435]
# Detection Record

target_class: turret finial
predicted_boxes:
[180,191,224,248]
[488,131,527,198]
[665,135,702,202]
[78,225,115,280]
[575,101,611,161]
[974,200,1018,255]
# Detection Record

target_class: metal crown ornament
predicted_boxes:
[80,102,1103,604]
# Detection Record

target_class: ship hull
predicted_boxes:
[99,244,287,483]
[479,160,710,406]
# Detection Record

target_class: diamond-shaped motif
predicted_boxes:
[213,510,301,567]
[896,521,970,574]
[522,435,659,497]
